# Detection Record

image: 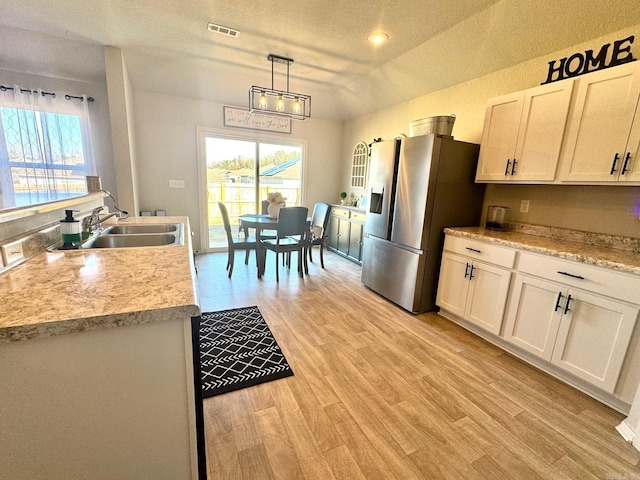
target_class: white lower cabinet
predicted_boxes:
[504,258,640,393]
[436,251,512,335]
[503,274,564,360]
[551,289,639,393]
[439,234,640,400]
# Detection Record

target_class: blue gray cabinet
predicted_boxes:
[327,206,365,265]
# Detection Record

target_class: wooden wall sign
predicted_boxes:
[542,35,637,85]
[223,106,291,134]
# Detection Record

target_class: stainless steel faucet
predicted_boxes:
[82,207,119,236]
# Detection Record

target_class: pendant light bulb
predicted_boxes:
[293,97,301,114]
[258,91,267,109]
[276,95,285,112]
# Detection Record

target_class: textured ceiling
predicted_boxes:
[0,0,638,120]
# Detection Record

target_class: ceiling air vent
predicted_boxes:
[207,22,240,38]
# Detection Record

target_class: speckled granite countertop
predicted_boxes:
[0,216,200,343]
[445,226,640,276]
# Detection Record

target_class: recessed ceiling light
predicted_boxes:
[368,31,389,45]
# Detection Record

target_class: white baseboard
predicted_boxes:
[616,420,635,443]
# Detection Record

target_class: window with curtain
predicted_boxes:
[0,85,95,209]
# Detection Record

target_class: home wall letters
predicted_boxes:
[542,35,636,84]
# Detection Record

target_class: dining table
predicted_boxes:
[238,213,278,278]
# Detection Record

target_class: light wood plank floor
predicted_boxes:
[196,249,640,479]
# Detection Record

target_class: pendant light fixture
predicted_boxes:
[249,54,311,121]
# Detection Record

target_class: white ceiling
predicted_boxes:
[1,0,639,120]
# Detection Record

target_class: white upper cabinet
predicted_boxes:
[559,62,640,183]
[476,80,574,183]
[621,99,640,182]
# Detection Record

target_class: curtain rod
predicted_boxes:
[0,85,94,102]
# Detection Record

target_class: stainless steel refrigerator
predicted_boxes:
[361,134,485,313]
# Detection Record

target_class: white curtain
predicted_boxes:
[0,85,95,208]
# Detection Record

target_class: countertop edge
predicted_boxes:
[0,304,201,344]
[444,227,640,276]
[330,204,366,212]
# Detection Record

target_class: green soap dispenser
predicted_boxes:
[60,210,82,249]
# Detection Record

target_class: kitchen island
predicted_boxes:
[0,216,202,480]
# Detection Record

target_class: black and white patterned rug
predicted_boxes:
[198,306,294,398]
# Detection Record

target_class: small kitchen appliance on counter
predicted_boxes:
[485,206,509,231]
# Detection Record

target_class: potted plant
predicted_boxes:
[340,191,347,205]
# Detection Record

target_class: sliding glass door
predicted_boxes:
[200,132,303,251]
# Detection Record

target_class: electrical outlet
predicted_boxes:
[520,200,530,213]
[169,179,185,189]
[1,241,24,266]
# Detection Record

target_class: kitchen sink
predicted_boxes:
[80,233,181,249]
[102,223,179,234]
[49,223,184,250]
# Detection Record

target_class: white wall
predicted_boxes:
[132,90,343,251]
[340,26,640,239]
[104,46,140,216]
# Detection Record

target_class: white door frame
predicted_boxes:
[195,126,308,253]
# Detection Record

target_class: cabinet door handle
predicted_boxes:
[557,271,585,280]
[610,153,620,175]
[469,264,476,280]
[465,247,482,253]
[563,294,573,315]
[511,158,517,175]
[504,159,511,176]
[621,152,631,175]
[464,263,470,279]
[554,292,564,312]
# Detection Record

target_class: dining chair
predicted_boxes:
[306,203,331,269]
[261,206,309,282]
[218,202,257,278]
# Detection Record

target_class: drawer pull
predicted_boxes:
[465,247,482,254]
[554,292,564,312]
[563,294,573,315]
[557,271,585,280]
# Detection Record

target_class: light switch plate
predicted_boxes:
[169,179,185,188]
[2,241,25,266]
[520,200,530,213]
